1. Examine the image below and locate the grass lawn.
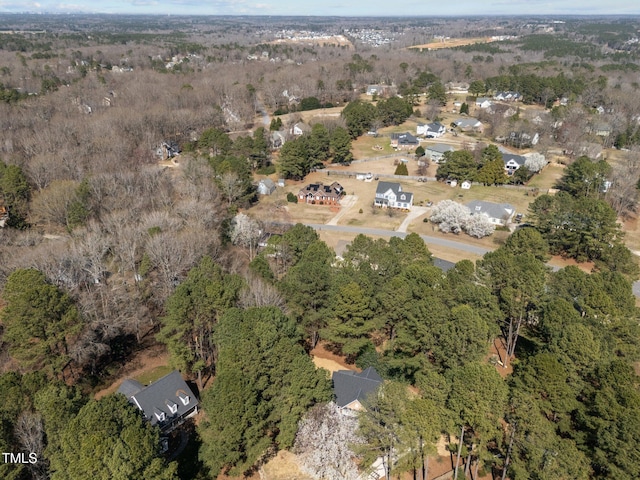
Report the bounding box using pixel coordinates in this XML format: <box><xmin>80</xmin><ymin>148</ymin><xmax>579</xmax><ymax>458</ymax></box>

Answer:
<box><xmin>134</xmin><ymin>365</ymin><xmax>174</xmax><ymax>386</ymax></box>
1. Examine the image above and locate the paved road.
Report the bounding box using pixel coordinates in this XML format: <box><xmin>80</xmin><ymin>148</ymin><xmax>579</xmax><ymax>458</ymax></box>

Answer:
<box><xmin>306</xmin><ymin>223</ymin><xmax>491</xmax><ymax>256</ymax></box>
<box><xmin>306</xmin><ymin>223</ymin><xmax>640</xmax><ymax>296</ymax></box>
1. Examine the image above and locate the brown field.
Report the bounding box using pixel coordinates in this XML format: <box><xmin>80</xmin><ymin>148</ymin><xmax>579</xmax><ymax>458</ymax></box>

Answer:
<box><xmin>409</xmin><ymin>37</ymin><xmax>493</xmax><ymax>51</ymax></box>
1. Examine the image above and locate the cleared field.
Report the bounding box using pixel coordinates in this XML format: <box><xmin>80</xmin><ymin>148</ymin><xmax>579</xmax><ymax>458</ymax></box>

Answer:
<box><xmin>409</xmin><ymin>37</ymin><xmax>493</xmax><ymax>51</ymax></box>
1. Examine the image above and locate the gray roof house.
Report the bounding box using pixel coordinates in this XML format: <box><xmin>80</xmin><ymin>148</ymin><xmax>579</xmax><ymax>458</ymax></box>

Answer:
<box><xmin>374</xmin><ymin>181</ymin><xmax>413</xmax><ymax>210</ymax></box>
<box><xmin>426</xmin><ymin>143</ymin><xmax>455</xmax><ymax>163</ymax></box>
<box><xmin>417</xmin><ymin>122</ymin><xmax>446</xmax><ymax>138</ymax></box>
<box><xmin>391</xmin><ymin>132</ymin><xmax>420</xmax><ymax>149</ymax></box>
<box><xmin>454</xmin><ymin>118</ymin><xmax>483</xmax><ymax>132</ymax></box>
<box><xmin>117</xmin><ymin>370</ymin><xmax>199</xmax><ymax>433</ymax></box>
<box><xmin>466</xmin><ymin>200</ymin><xmax>515</xmax><ymax>226</ymax></box>
<box><xmin>257</xmin><ymin>178</ymin><xmax>276</xmax><ymax>195</ymax></box>
<box><xmin>502</xmin><ymin>153</ymin><xmax>527</xmax><ymax>175</ymax></box>
<box><xmin>332</xmin><ymin>367</ymin><xmax>383</xmax><ymax>411</ymax></box>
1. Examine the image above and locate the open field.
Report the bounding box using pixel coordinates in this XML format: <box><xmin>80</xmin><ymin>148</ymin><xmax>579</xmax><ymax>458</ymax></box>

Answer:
<box><xmin>409</xmin><ymin>37</ymin><xmax>493</xmax><ymax>51</ymax></box>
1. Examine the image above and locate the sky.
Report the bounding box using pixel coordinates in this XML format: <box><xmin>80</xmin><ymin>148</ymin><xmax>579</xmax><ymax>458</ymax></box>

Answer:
<box><xmin>1</xmin><ymin>0</ymin><xmax>640</xmax><ymax>16</ymax></box>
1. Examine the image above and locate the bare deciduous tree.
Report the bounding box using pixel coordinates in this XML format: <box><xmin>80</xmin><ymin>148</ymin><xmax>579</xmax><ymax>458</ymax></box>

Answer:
<box><xmin>294</xmin><ymin>402</ymin><xmax>362</xmax><ymax>480</ymax></box>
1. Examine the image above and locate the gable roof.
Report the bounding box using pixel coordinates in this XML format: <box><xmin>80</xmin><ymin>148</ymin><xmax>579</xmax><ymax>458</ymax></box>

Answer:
<box><xmin>502</xmin><ymin>152</ymin><xmax>527</xmax><ymax>166</ymax></box>
<box><xmin>118</xmin><ymin>370</ymin><xmax>199</xmax><ymax>430</ymax></box>
<box><xmin>117</xmin><ymin>379</ymin><xmax>144</xmax><ymax>398</ymax></box>
<box><xmin>259</xmin><ymin>178</ymin><xmax>275</xmax><ymax>189</ymax></box>
<box><xmin>376</xmin><ymin>181</ymin><xmax>400</xmax><ymax>194</ymax></box>
<box><xmin>426</xmin><ymin>143</ymin><xmax>455</xmax><ymax>154</ymax></box>
<box><xmin>332</xmin><ymin>367</ymin><xmax>383</xmax><ymax>408</ymax></box>
<box><xmin>391</xmin><ymin>132</ymin><xmax>419</xmax><ymax>145</ymax></box>
<box><xmin>466</xmin><ymin>200</ymin><xmax>515</xmax><ymax>220</ymax></box>
<box><xmin>455</xmin><ymin>118</ymin><xmax>481</xmax><ymax>129</ymax></box>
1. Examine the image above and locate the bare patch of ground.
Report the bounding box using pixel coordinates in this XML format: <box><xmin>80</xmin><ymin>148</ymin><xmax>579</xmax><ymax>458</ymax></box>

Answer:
<box><xmin>260</xmin><ymin>451</ymin><xmax>314</xmax><ymax>480</ymax></box>
<box><xmin>547</xmin><ymin>255</ymin><xmax>595</xmax><ymax>273</ymax></box>
<box><xmin>311</xmin><ymin>342</ymin><xmax>359</xmax><ymax>373</ymax></box>
<box><xmin>408</xmin><ymin>37</ymin><xmax>493</xmax><ymax>51</ymax></box>
<box><xmin>94</xmin><ymin>344</ymin><xmax>169</xmax><ymax>399</ymax></box>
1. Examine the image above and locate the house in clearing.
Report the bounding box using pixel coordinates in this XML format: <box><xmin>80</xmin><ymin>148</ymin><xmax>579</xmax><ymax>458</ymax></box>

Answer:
<box><xmin>298</xmin><ymin>182</ymin><xmax>343</xmax><ymax>205</ymax></box>
<box><xmin>290</xmin><ymin>122</ymin><xmax>311</xmax><ymax>137</ymax></box>
<box><xmin>502</xmin><ymin>152</ymin><xmax>527</xmax><ymax>175</ymax></box>
<box><xmin>466</xmin><ymin>200</ymin><xmax>515</xmax><ymax>226</ymax></box>
<box><xmin>416</xmin><ymin>122</ymin><xmax>446</xmax><ymax>138</ymax></box>
<box><xmin>374</xmin><ymin>181</ymin><xmax>413</xmax><ymax>210</ymax></box>
<box><xmin>257</xmin><ymin>178</ymin><xmax>276</xmax><ymax>195</ymax></box>
<box><xmin>390</xmin><ymin>132</ymin><xmax>420</xmax><ymax>150</ymax></box>
<box><xmin>475</xmin><ymin>97</ymin><xmax>492</xmax><ymax>109</ymax></box>
<box><xmin>453</xmin><ymin>118</ymin><xmax>483</xmax><ymax>133</ymax></box>
<box><xmin>332</xmin><ymin>367</ymin><xmax>383</xmax><ymax>411</ymax></box>
<box><xmin>425</xmin><ymin>143</ymin><xmax>455</xmax><ymax>163</ymax></box>
<box><xmin>117</xmin><ymin>370</ymin><xmax>199</xmax><ymax>434</ymax></box>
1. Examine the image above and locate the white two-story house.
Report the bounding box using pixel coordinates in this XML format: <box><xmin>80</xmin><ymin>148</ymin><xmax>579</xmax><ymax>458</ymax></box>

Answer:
<box><xmin>374</xmin><ymin>181</ymin><xmax>413</xmax><ymax>210</ymax></box>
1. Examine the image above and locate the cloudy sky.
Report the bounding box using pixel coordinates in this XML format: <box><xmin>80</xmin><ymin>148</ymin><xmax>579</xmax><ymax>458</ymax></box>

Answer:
<box><xmin>1</xmin><ymin>0</ymin><xmax>639</xmax><ymax>16</ymax></box>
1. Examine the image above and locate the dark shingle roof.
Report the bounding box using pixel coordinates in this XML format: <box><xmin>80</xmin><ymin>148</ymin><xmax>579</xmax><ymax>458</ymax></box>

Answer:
<box><xmin>119</xmin><ymin>370</ymin><xmax>198</xmax><ymax>430</ymax></box>
<box><xmin>332</xmin><ymin>367</ymin><xmax>383</xmax><ymax>408</ymax></box>
<box><xmin>117</xmin><ymin>379</ymin><xmax>144</xmax><ymax>398</ymax></box>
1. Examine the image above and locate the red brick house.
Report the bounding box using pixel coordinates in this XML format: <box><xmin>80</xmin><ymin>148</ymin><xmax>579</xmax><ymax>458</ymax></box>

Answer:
<box><xmin>298</xmin><ymin>182</ymin><xmax>343</xmax><ymax>205</ymax></box>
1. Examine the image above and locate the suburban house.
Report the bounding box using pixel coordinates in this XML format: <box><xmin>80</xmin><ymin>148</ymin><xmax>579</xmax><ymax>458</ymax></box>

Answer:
<box><xmin>493</xmin><ymin>91</ymin><xmax>522</xmax><ymax>102</ymax></box>
<box><xmin>466</xmin><ymin>200</ymin><xmax>516</xmax><ymax>226</ymax></box>
<box><xmin>500</xmin><ymin>131</ymin><xmax>539</xmax><ymax>149</ymax></box>
<box><xmin>332</xmin><ymin>367</ymin><xmax>383</xmax><ymax>411</ymax></box>
<box><xmin>591</xmin><ymin>123</ymin><xmax>612</xmax><ymax>137</ymax></box>
<box><xmin>257</xmin><ymin>178</ymin><xmax>276</xmax><ymax>195</ymax></box>
<box><xmin>425</xmin><ymin>143</ymin><xmax>455</xmax><ymax>163</ymax></box>
<box><xmin>156</xmin><ymin>140</ymin><xmax>180</xmax><ymax>160</ymax></box>
<box><xmin>416</xmin><ymin>122</ymin><xmax>446</xmax><ymax>138</ymax></box>
<box><xmin>390</xmin><ymin>132</ymin><xmax>420</xmax><ymax>149</ymax></box>
<box><xmin>270</xmin><ymin>130</ymin><xmax>286</xmax><ymax>149</ymax></box>
<box><xmin>298</xmin><ymin>182</ymin><xmax>344</xmax><ymax>205</ymax></box>
<box><xmin>366</xmin><ymin>84</ymin><xmax>393</xmax><ymax>96</ymax></box>
<box><xmin>454</xmin><ymin>118</ymin><xmax>483</xmax><ymax>133</ymax></box>
<box><xmin>290</xmin><ymin>122</ymin><xmax>311</xmax><ymax>136</ymax></box>
<box><xmin>475</xmin><ymin>97</ymin><xmax>492</xmax><ymax>109</ymax></box>
<box><xmin>487</xmin><ymin>103</ymin><xmax>517</xmax><ymax>118</ymax></box>
<box><xmin>117</xmin><ymin>370</ymin><xmax>199</xmax><ymax>434</ymax></box>
<box><xmin>374</xmin><ymin>181</ymin><xmax>413</xmax><ymax>210</ymax></box>
<box><xmin>502</xmin><ymin>152</ymin><xmax>527</xmax><ymax>175</ymax></box>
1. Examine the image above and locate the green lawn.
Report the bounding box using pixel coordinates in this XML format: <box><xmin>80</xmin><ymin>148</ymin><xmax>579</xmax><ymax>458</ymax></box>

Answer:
<box><xmin>134</xmin><ymin>365</ymin><xmax>174</xmax><ymax>386</ymax></box>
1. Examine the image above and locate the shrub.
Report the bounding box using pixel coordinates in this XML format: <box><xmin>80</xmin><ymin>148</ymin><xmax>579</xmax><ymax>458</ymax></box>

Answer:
<box><xmin>286</xmin><ymin>192</ymin><xmax>298</xmax><ymax>203</ymax></box>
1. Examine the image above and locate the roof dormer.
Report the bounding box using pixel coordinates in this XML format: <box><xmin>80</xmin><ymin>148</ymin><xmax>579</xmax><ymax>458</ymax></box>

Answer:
<box><xmin>178</xmin><ymin>392</ymin><xmax>190</xmax><ymax>406</ymax></box>
<box><xmin>154</xmin><ymin>408</ymin><xmax>166</xmax><ymax>422</ymax></box>
<box><xmin>166</xmin><ymin>400</ymin><xmax>178</xmax><ymax>415</ymax></box>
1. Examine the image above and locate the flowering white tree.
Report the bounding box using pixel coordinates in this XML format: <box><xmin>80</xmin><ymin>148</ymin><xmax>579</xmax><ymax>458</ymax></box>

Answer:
<box><xmin>294</xmin><ymin>402</ymin><xmax>362</xmax><ymax>480</ymax></box>
<box><xmin>229</xmin><ymin>213</ymin><xmax>262</xmax><ymax>259</ymax></box>
<box><xmin>464</xmin><ymin>214</ymin><xmax>495</xmax><ymax>238</ymax></box>
<box><xmin>429</xmin><ymin>200</ymin><xmax>471</xmax><ymax>234</ymax></box>
<box><xmin>524</xmin><ymin>153</ymin><xmax>547</xmax><ymax>173</ymax></box>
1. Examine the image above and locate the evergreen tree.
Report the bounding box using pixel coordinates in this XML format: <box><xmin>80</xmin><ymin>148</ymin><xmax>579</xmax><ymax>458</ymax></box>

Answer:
<box><xmin>198</xmin><ymin>307</ymin><xmax>331</xmax><ymax>477</ymax></box>
<box><xmin>157</xmin><ymin>256</ymin><xmax>243</xmax><ymax>389</ymax></box>
<box><xmin>330</xmin><ymin>126</ymin><xmax>353</xmax><ymax>164</ymax></box>
<box><xmin>50</xmin><ymin>395</ymin><xmax>177</xmax><ymax>480</ymax></box>
<box><xmin>1</xmin><ymin>269</ymin><xmax>81</xmax><ymax>377</ymax></box>
<box><xmin>394</xmin><ymin>162</ymin><xmax>409</xmax><ymax>175</ymax></box>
